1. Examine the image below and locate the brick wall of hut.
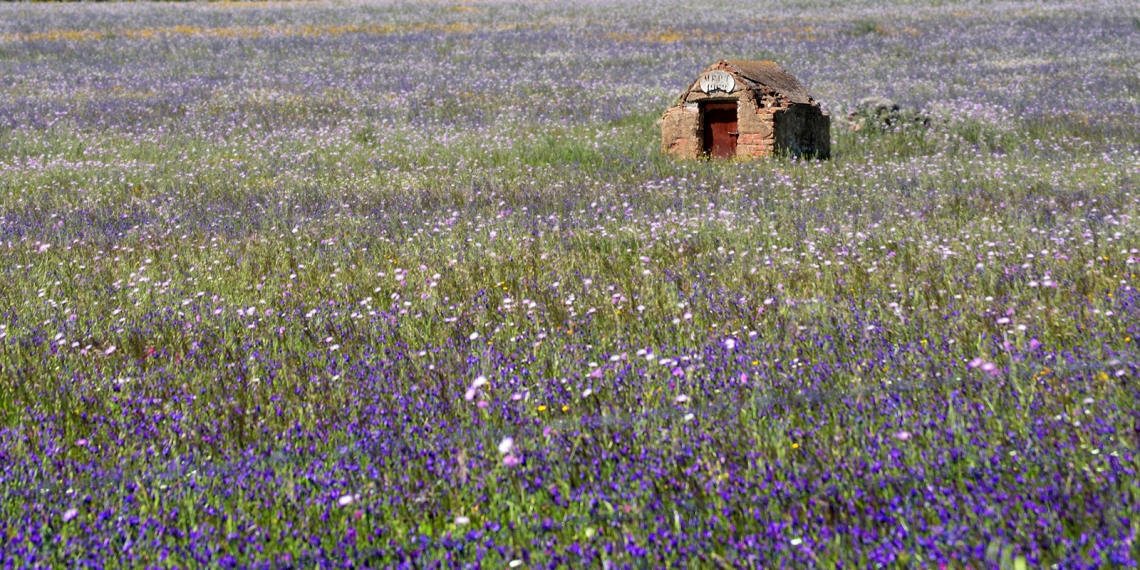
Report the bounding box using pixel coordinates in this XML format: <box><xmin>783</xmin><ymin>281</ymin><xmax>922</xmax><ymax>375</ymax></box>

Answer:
<box><xmin>660</xmin><ymin>62</ymin><xmax>830</xmax><ymax>160</ymax></box>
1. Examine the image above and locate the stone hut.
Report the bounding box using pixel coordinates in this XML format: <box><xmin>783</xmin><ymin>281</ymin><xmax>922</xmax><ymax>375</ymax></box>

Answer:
<box><xmin>661</xmin><ymin>60</ymin><xmax>830</xmax><ymax>160</ymax></box>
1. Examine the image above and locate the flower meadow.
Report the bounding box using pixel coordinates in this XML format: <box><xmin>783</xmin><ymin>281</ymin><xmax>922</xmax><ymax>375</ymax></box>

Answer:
<box><xmin>2</xmin><ymin>0</ymin><xmax>1140</xmax><ymax>567</ymax></box>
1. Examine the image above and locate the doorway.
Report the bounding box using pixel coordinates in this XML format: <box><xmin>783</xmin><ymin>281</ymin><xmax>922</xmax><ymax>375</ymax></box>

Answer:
<box><xmin>702</xmin><ymin>102</ymin><xmax>738</xmax><ymax>159</ymax></box>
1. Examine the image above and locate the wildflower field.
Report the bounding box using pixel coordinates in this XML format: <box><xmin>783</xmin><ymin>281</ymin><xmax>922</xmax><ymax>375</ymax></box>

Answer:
<box><xmin>2</xmin><ymin>0</ymin><xmax>1140</xmax><ymax>567</ymax></box>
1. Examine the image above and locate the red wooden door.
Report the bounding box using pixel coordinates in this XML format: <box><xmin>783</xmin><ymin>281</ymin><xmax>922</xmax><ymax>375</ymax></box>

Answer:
<box><xmin>703</xmin><ymin>103</ymin><xmax>738</xmax><ymax>159</ymax></box>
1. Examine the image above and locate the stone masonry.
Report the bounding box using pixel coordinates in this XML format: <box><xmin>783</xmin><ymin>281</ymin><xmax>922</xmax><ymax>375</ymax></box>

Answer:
<box><xmin>661</xmin><ymin>60</ymin><xmax>830</xmax><ymax>160</ymax></box>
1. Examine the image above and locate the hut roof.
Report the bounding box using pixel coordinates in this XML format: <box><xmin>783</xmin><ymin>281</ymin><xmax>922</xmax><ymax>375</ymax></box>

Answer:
<box><xmin>722</xmin><ymin>60</ymin><xmax>812</xmax><ymax>104</ymax></box>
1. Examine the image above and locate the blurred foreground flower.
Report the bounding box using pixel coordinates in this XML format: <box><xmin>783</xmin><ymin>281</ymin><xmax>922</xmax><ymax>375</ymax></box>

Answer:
<box><xmin>498</xmin><ymin>437</ymin><xmax>514</xmax><ymax>455</ymax></box>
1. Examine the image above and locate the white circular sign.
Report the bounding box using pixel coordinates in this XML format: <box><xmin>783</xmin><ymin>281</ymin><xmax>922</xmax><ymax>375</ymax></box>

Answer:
<box><xmin>700</xmin><ymin>70</ymin><xmax>736</xmax><ymax>94</ymax></box>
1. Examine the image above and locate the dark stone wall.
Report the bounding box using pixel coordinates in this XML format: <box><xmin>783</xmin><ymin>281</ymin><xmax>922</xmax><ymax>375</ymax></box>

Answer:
<box><xmin>773</xmin><ymin>104</ymin><xmax>831</xmax><ymax>159</ymax></box>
